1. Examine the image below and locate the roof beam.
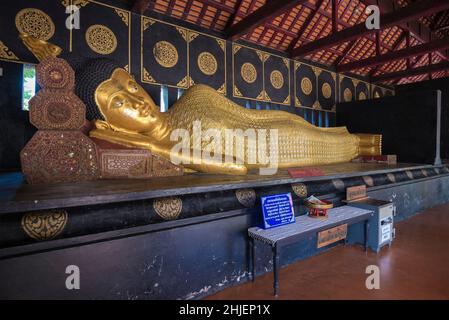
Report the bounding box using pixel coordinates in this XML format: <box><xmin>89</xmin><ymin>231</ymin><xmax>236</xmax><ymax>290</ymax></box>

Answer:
<box><xmin>287</xmin><ymin>0</ymin><xmax>326</xmax><ymax>52</ymax></box>
<box><xmin>371</xmin><ymin>61</ymin><xmax>449</xmax><ymax>83</ymax></box>
<box><xmin>291</xmin><ymin>0</ymin><xmax>449</xmax><ymax>58</ymax></box>
<box><xmin>131</xmin><ymin>0</ymin><xmax>150</xmax><ymax>14</ymax></box>
<box><xmin>226</xmin><ymin>0</ymin><xmax>308</xmax><ymax>40</ymax></box>
<box><xmin>337</xmin><ymin>37</ymin><xmax>449</xmax><ymax>72</ymax></box>
<box><xmin>362</xmin><ymin>0</ymin><xmax>449</xmax><ymax>62</ymax></box>
<box><xmin>225</xmin><ymin>0</ymin><xmax>244</xmax><ymax>30</ymax></box>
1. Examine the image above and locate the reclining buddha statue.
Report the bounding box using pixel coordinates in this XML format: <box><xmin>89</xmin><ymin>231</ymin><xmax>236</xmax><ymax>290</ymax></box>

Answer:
<box><xmin>22</xmin><ymin>34</ymin><xmax>381</xmax><ymax>175</ymax></box>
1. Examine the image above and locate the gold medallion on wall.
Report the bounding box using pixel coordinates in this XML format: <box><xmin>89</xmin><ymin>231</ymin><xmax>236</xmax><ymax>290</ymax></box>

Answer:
<box><xmin>21</xmin><ymin>210</ymin><xmax>68</xmax><ymax>241</ymax></box>
<box><xmin>270</xmin><ymin>70</ymin><xmax>284</xmax><ymax>89</ymax></box>
<box><xmin>301</xmin><ymin>77</ymin><xmax>313</xmax><ymax>95</ymax></box>
<box><xmin>344</xmin><ymin>88</ymin><xmax>353</xmax><ymax>102</ymax></box>
<box><xmin>153</xmin><ymin>40</ymin><xmax>179</xmax><ymax>68</ymax></box>
<box><xmin>322</xmin><ymin>82</ymin><xmax>332</xmax><ymax>99</ymax></box>
<box><xmin>197</xmin><ymin>52</ymin><xmax>217</xmax><ymax>76</ymax></box>
<box><xmin>85</xmin><ymin>24</ymin><xmax>117</xmax><ymax>55</ymax></box>
<box><xmin>153</xmin><ymin>196</ymin><xmax>182</xmax><ymax>220</ymax></box>
<box><xmin>15</xmin><ymin>8</ymin><xmax>55</xmax><ymax>41</ymax></box>
<box><xmin>241</xmin><ymin>62</ymin><xmax>257</xmax><ymax>84</ymax></box>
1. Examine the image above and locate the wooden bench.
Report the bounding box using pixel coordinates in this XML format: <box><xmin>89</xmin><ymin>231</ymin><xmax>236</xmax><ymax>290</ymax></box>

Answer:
<box><xmin>248</xmin><ymin>205</ymin><xmax>374</xmax><ymax>296</ymax></box>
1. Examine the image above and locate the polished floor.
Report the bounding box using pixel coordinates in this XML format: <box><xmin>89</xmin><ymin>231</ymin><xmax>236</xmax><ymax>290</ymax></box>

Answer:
<box><xmin>207</xmin><ymin>203</ymin><xmax>449</xmax><ymax>300</ymax></box>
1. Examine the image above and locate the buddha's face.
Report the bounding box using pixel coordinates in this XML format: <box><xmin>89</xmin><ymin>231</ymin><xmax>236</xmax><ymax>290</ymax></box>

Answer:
<box><xmin>95</xmin><ymin>68</ymin><xmax>160</xmax><ymax>133</ymax></box>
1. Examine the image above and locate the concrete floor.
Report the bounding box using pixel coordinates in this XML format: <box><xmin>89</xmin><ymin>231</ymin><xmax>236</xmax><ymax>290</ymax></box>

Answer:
<box><xmin>207</xmin><ymin>203</ymin><xmax>449</xmax><ymax>300</ymax></box>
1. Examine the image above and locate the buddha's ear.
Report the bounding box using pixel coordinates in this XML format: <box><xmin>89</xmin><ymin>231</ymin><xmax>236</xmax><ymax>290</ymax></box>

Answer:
<box><xmin>94</xmin><ymin>120</ymin><xmax>112</xmax><ymax>130</ymax></box>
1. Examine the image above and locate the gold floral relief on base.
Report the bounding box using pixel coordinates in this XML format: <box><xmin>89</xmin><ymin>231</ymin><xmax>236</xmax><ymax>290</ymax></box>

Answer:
<box><xmin>363</xmin><ymin>175</ymin><xmax>374</xmax><ymax>187</ymax></box>
<box><xmin>235</xmin><ymin>189</ymin><xmax>256</xmax><ymax>208</ymax></box>
<box><xmin>22</xmin><ymin>210</ymin><xmax>68</xmax><ymax>241</ymax></box>
<box><xmin>153</xmin><ymin>196</ymin><xmax>183</xmax><ymax>220</ymax></box>
<box><xmin>387</xmin><ymin>173</ymin><xmax>396</xmax><ymax>183</ymax></box>
<box><xmin>292</xmin><ymin>183</ymin><xmax>308</xmax><ymax>198</ymax></box>
<box><xmin>332</xmin><ymin>179</ymin><xmax>345</xmax><ymax>191</ymax></box>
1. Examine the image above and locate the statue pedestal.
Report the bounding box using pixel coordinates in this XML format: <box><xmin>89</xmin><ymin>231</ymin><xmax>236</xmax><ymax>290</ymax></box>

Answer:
<box><xmin>21</xmin><ymin>57</ymin><xmax>183</xmax><ymax>184</ymax></box>
<box><xmin>93</xmin><ymin>138</ymin><xmax>183</xmax><ymax>179</ymax></box>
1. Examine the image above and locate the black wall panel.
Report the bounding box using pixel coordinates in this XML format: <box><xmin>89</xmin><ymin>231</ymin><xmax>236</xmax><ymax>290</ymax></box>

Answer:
<box><xmin>0</xmin><ymin>0</ymin><xmax>395</xmax><ymax>170</ymax></box>
<box><xmin>372</xmin><ymin>85</ymin><xmax>384</xmax><ymax>99</ymax></box>
<box><xmin>189</xmin><ymin>31</ymin><xmax>226</xmax><ymax>94</ymax></box>
<box><xmin>396</xmin><ymin>77</ymin><xmax>449</xmax><ymax>160</ymax></box>
<box><xmin>355</xmin><ymin>81</ymin><xmax>369</xmax><ymax>101</ymax></box>
<box><xmin>141</xmin><ymin>17</ymin><xmax>189</xmax><ymax>89</ymax></box>
<box><xmin>340</xmin><ymin>76</ymin><xmax>356</xmax><ymax>103</ymax></box>
<box><xmin>72</xmin><ymin>1</ymin><xmax>131</xmax><ymax>71</ymax></box>
<box><xmin>295</xmin><ymin>62</ymin><xmax>317</xmax><ymax>108</ymax></box>
<box><xmin>317</xmin><ymin>69</ymin><xmax>336</xmax><ymax>111</ymax></box>
<box><xmin>232</xmin><ymin>44</ymin><xmax>264</xmax><ymax>101</ymax></box>
<box><xmin>264</xmin><ymin>54</ymin><xmax>290</xmax><ymax>105</ymax></box>
<box><xmin>337</xmin><ymin>90</ymin><xmax>441</xmax><ymax>165</ymax></box>
<box><xmin>0</xmin><ymin>0</ymin><xmax>69</xmax><ymax>64</ymax></box>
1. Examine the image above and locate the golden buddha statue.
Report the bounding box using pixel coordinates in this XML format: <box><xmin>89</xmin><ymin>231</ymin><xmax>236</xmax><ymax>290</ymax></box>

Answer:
<box><xmin>22</xmin><ymin>34</ymin><xmax>381</xmax><ymax>175</ymax></box>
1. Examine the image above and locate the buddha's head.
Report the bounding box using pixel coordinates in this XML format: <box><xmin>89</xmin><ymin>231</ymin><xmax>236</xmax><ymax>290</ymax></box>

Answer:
<box><xmin>71</xmin><ymin>58</ymin><xmax>161</xmax><ymax>134</ymax></box>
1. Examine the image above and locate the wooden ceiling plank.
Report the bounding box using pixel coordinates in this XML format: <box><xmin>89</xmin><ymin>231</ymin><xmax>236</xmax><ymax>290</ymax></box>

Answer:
<box><xmin>372</xmin><ymin>61</ymin><xmax>449</xmax><ymax>82</ymax></box>
<box><xmin>338</xmin><ymin>37</ymin><xmax>449</xmax><ymax>72</ymax></box>
<box><xmin>292</xmin><ymin>0</ymin><xmax>449</xmax><ymax>58</ymax></box>
<box><xmin>226</xmin><ymin>0</ymin><xmax>309</xmax><ymax>40</ymax></box>
<box><xmin>287</xmin><ymin>0</ymin><xmax>326</xmax><ymax>52</ymax></box>
<box><xmin>224</xmin><ymin>0</ymin><xmax>245</xmax><ymax>30</ymax></box>
<box><xmin>131</xmin><ymin>0</ymin><xmax>151</xmax><ymax>14</ymax></box>
<box><xmin>362</xmin><ymin>0</ymin><xmax>449</xmax><ymax>62</ymax></box>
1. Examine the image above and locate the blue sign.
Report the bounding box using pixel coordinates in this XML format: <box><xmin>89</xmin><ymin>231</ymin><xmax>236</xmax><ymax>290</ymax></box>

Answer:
<box><xmin>261</xmin><ymin>193</ymin><xmax>295</xmax><ymax>229</ymax></box>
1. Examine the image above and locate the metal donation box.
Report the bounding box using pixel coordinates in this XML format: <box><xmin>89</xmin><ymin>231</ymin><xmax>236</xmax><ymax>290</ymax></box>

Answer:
<box><xmin>345</xmin><ymin>186</ymin><xmax>395</xmax><ymax>252</ymax></box>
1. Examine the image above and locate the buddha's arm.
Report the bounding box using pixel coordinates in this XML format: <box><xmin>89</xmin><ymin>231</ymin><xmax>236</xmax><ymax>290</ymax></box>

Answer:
<box><xmin>90</xmin><ymin>127</ymin><xmax>248</xmax><ymax>175</ymax></box>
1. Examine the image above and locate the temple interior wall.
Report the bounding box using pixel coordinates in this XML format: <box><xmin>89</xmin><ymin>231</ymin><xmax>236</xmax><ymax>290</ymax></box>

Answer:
<box><xmin>0</xmin><ymin>0</ymin><xmax>394</xmax><ymax>171</ymax></box>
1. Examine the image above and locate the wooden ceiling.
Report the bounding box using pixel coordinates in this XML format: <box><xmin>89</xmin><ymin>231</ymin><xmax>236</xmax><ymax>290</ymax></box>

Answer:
<box><xmin>126</xmin><ymin>0</ymin><xmax>449</xmax><ymax>85</ymax></box>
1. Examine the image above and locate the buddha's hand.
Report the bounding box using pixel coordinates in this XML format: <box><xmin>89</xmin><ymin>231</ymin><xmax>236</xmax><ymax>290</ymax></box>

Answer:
<box><xmin>90</xmin><ymin>123</ymin><xmax>155</xmax><ymax>151</ymax></box>
<box><xmin>90</xmin><ymin>122</ymin><xmax>248</xmax><ymax>175</ymax></box>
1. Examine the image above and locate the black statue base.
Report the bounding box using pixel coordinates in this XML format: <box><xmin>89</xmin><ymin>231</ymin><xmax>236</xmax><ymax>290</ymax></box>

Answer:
<box><xmin>1</xmin><ymin>162</ymin><xmax>449</xmax><ymax>299</ymax></box>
